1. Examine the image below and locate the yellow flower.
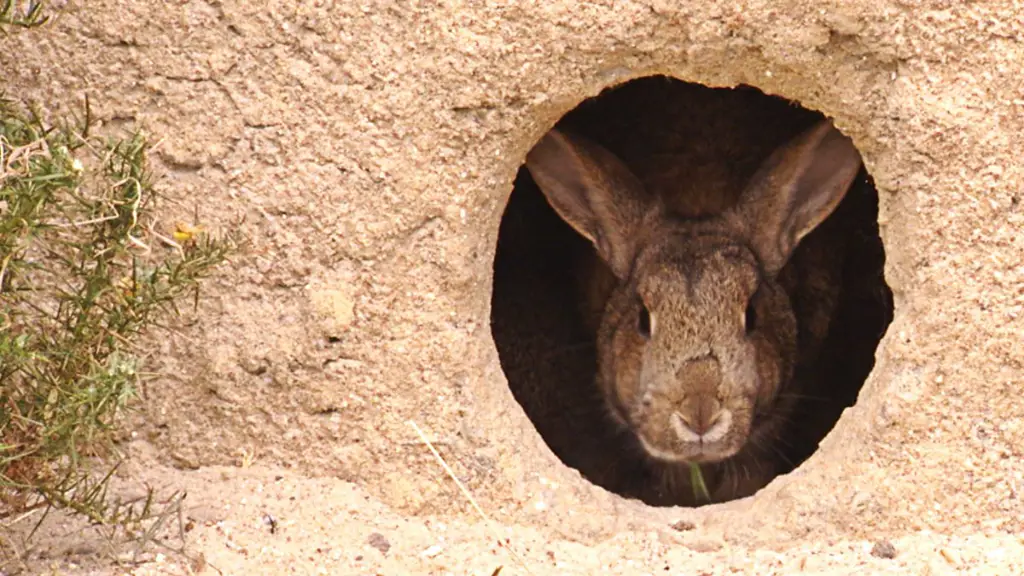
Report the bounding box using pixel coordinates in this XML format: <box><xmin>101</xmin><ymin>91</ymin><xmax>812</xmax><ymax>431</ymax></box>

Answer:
<box><xmin>172</xmin><ymin>222</ymin><xmax>204</xmax><ymax>244</ymax></box>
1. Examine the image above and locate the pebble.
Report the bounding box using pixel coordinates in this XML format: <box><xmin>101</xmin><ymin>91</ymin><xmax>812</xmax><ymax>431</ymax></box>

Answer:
<box><xmin>367</xmin><ymin>532</ymin><xmax>391</xmax><ymax>555</ymax></box>
<box><xmin>670</xmin><ymin>520</ymin><xmax>696</xmax><ymax>532</ymax></box>
<box><xmin>871</xmin><ymin>539</ymin><xmax>897</xmax><ymax>559</ymax></box>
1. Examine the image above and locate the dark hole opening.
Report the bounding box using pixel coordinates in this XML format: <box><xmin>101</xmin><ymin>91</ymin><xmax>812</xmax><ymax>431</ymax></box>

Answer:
<box><xmin>491</xmin><ymin>76</ymin><xmax>894</xmax><ymax>507</ymax></box>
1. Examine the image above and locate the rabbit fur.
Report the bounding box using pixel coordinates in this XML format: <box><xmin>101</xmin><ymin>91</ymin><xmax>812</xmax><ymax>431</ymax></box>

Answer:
<box><xmin>524</xmin><ymin>111</ymin><xmax>863</xmax><ymax>505</ymax></box>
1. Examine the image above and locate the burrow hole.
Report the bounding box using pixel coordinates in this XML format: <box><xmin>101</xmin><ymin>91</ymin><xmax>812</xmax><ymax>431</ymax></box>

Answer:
<box><xmin>491</xmin><ymin>76</ymin><xmax>894</xmax><ymax>507</ymax></box>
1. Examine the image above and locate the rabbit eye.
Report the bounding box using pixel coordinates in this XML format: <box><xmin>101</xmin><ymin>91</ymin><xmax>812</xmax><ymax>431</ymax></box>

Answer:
<box><xmin>637</xmin><ymin>303</ymin><xmax>652</xmax><ymax>339</ymax></box>
<box><xmin>744</xmin><ymin>298</ymin><xmax>757</xmax><ymax>334</ymax></box>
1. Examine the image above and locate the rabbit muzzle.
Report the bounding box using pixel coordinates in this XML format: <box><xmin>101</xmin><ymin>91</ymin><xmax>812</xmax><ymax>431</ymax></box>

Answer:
<box><xmin>632</xmin><ymin>355</ymin><xmax>747</xmax><ymax>463</ymax></box>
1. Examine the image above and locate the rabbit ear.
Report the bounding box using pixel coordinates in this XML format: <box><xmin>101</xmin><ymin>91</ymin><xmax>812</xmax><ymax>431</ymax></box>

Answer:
<box><xmin>525</xmin><ymin>128</ymin><xmax>657</xmax><ymax>279</ymax></box>
<box><xmin>734</xmin><ymin>120</ymin><xmax>862</xmax><ymax>275</ymax></box>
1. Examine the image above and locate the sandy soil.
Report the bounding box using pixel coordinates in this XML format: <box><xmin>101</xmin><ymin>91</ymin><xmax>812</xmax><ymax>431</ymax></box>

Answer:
<box><xmin>6</xmin><ymin>447</ymin><xmax>1024</xmax><ymax>575</ymax></box>
<box><xmin>2</xmin><ymin>0</ymin><xmax>1023</xmax><ymax>574</ymax></box>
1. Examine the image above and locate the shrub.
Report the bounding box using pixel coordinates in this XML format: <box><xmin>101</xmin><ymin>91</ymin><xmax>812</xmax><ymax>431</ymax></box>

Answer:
<box><xmin>1</xmin><ymin>2</ymin><xmax>236</xmax><ymax>538</ymax></box>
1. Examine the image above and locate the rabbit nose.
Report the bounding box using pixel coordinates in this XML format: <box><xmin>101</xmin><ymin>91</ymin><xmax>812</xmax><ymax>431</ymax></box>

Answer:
<box><xmin>665</xmin><ymin>356</ymin><xmax>729</xmax><ymax>443</ymax></box>
<box><xmin>670</xmin><ymin>402</ymin><xmax>732</xmax><ymax>444</ymax></box>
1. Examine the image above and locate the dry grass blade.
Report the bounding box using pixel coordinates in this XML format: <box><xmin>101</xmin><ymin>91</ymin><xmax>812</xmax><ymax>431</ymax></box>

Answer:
<box><xmin>407</xmin><ymin>420</ymin><xmax>535</xmax><ymax>576</ymax></box>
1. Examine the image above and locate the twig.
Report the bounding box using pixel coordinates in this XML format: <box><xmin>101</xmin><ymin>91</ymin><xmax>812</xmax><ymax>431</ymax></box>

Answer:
<box><xmin>0</xmin><ymin>251</ymin><xmax>12</xmax><ymax>293</ymax></box>
<box><xmin>0</xmin><ymin>507</ymin><xmax>43</xmax><ymax>530</ymax></box>
<box><xmin>407</xmin><ymin>420</ymin><xmax>534</xmax><ymax>576</ymax></box>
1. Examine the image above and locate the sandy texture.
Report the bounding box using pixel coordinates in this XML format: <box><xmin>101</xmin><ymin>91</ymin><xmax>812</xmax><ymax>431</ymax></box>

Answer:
<box><xmin>2</xmin><ymin>0</ymin><xmax>1023</xmax><ymax>573</ymax></box>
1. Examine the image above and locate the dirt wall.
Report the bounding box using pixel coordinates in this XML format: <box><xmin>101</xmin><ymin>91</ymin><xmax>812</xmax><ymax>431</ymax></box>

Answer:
<box><xmin>3</xmin><ymin>0</ymin><xmax>1023</xmax><ymax>572</ymax></box>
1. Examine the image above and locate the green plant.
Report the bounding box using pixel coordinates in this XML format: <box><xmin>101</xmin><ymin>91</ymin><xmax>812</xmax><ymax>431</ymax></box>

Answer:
<box><xmin>0</xmin><ymin>0</ymin><xmax>48</xmax><ymax>30</ymax></box>
<box><xmin>0</xmin><ymin>95</ymin><xmax>236</xmax><ymax>534</ymax></box>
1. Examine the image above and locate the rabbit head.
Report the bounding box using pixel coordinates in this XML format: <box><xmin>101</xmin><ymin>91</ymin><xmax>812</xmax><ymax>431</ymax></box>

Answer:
<box><xmin>524</xmin><ymin>120</ymin><xmax>862</xmax><ymax>465</ymax></box>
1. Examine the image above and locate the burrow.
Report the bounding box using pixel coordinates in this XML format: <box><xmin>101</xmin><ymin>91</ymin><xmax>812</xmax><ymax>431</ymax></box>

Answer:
<box><xmin>491</xmin><ymin>76</ymin><xmax>894</xmax><ymax>507</ymax></box>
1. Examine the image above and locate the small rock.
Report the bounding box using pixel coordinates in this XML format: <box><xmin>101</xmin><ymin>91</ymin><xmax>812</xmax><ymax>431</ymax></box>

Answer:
<box><xmin>367</xmin><ymin>532</ymin><xmax>391</xmax><ymax>555</ymax></box>
<box><xmin>239</xmin><ymin>355</ymin><xmax>269</xmax><ymax>375</ymax></box>
<box><xmin>871</xmin><ymin>539</ymin><xmax>897</xmax><ymax>559</ymax></box>
<box><xmin>308</xmin><ymin>287</ymin><xmax>356</xmax><ymax>338</ymax></box>
<box><xmin>670</xmin><ymin>519</ymin><xmax>696</xmax><ymax>531</ymax></box>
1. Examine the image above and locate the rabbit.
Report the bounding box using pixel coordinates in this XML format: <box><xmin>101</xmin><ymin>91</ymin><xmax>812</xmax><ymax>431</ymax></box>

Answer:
<box><xmin>523</xmin><ymin>118</ymin><xmax>863</xmax><ymax>505</ymax></box>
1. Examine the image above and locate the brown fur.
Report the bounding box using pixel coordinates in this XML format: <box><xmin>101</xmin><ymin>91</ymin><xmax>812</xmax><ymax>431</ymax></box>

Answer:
<box><xmin>524</xmin><ymin>114</ymin><xmax>862</xmax><ymax>506</ymax></box>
